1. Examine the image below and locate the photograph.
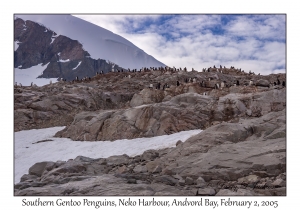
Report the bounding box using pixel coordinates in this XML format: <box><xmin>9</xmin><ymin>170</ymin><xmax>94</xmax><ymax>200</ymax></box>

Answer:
<box><xmin>14</xmin><ymin>14</ymin><xmax>286</xmax><ymax>199</ymax></box>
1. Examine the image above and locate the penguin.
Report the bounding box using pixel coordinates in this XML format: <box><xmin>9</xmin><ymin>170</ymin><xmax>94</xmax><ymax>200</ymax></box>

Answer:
<box><xmin>221</xmin><ymin>81</ymin><xmax>225</xmax><ymax>89</ymax></box>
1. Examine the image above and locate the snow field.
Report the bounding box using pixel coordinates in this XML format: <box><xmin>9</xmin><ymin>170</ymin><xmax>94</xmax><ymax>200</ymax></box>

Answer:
<box><xmin>14</xmin><ymin>63</ymin><xmax>59</xmax><ymax>87</ymax></box>
<box><xmin>14</xmin><ymin>127</ymin><xmax>202</xmax><ymax>183</ymax></box>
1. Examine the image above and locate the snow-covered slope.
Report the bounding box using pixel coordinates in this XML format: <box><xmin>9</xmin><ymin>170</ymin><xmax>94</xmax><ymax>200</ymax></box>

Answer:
<box><xmin>16</xmin><ymin>14</ymin><xmax>166</xmax><ymax>69</ymax></box>
<box><xmin>14</xmin><ymin>63</ymin><xmax>58</xmax><ymax>86</ymax></box>
<box><xmin>14</xmin><ymin>127</ymin><xmax>202</xmax><ymax>183</ymax></box>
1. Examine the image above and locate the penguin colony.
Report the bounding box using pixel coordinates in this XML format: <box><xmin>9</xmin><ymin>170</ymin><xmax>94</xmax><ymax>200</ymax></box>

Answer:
<box><xmin>15</xmin><ymin>65</ymin><xmax>285</xmax><ymax>89</ymax></box>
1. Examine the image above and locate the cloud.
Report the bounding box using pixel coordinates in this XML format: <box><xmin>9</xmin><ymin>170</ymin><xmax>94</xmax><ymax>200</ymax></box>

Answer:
<box><xmin>74</xmin><ymin>14</ymin><xmax>286</xmax><ymax>75</ymax></box>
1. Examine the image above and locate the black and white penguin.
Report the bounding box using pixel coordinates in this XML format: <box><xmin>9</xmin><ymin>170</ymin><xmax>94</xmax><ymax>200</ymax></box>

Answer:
<box><xmin>156</xmin><ymin>82</ymin><xmax>161</xmax><ymax>89</ymax></box>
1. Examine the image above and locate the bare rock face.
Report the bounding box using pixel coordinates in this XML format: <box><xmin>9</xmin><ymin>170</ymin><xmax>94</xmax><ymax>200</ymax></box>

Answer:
<box><xmin>55</xmin><ymin>88</ymin><xmax>285</xmax><ymax>141</ymax></box>
<box><xmin>130</xmin><ymin>88</ymin><xmax>165</xmax><ymax>107</ymax></box>
<box><xmin>255</xmin><ymin>79</ymin><xmax>270</xmax><ymax>87</ymax></box>
<box><xmin>14</xmin><ymin>79</ymin><xmax>135</xmax><ymax>132</ymax></box>
<box><xmin>14</xmin><ymin>69</ymin><xmax>286</xmax><ymax>133</ymax></box>
<box><xmin>14</xmin><ymin>68</ymin><xmax>286</xmax><ymax>196</ymax></box>
<box><xmin>14</xmin><ymin>108</ymin><xmax>286</xmax><ymax>196</ymax></box>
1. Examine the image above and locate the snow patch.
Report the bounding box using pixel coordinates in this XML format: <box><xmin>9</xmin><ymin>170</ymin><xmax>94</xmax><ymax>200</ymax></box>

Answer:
<box><xmin>72</xmin><ymin>61</ymin><xmax>82</xmax><ymax>70</ymax></box>
<box><xmin>57</xmin><ymin>52</ymin><xmax>61</xmax><ymax>56</ymax></box>
<box><xmin>134</xmin><ymin>104</ymin><xmax>151</xmax><ymax>109</ymax></box>
<box><xmin>58</xmin><ymin>59</ymin><xmax>70</xmax><ymax>63</ymax></box>
<box><xmin>14</xmin><ymin>41</ymin><xmax>21</xmax><ymax>51</ymax></box>
<box><xmin>14</xmin><ymin>126</ymin><xmax>202</xmax><ymax>184</ymax></box>
<box><xmin>14</xmin><ymin>62</ymin><xmax>58</xmax><ymax>86</ymax></box>
<box><xmin>50</xmin><ymin>33</ymin><xmax>58</xmax><ymax>44</ymax></box>
<box><xmin>50</xmin><ymin>37</ymin><xmax>55</xmax><ymax>44</ymax></box>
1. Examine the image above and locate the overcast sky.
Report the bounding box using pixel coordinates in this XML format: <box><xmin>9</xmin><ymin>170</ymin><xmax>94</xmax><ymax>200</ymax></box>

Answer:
<box><xmin>75</xmin><ymin>14</ymin><xmax>286</xmax><ymax>75</ymax></box>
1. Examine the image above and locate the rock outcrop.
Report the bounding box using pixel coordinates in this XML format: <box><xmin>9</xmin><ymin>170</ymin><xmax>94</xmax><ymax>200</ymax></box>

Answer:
<box><xmin>14</xmin><ymin>69</ymin><xmax>286</xmax><ymax>135</ymax></box>
<box><xmin>55</xmin><ymin>86</ymin><xmax>285</xmax><ymax>141</ymax></box>
<box><xmin>14</xmin><ymin>109</ymin><xmax>286</xmax><ymax>196</ymax></box>
<box><xmin>14</xmin><ymin>68</ymin><xmax>286</xmax><ymax>196</ymax></box>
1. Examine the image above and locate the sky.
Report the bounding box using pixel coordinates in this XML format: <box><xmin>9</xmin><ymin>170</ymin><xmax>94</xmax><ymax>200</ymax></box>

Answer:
<box><xmin>74</xmin><ymin>14</ymin><xmax>286</xmax><ymax>75</ymax></box>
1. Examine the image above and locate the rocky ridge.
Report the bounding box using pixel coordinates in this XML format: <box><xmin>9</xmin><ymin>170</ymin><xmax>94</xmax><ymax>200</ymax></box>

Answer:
<box><xmin>14</xmin><ymin>68</ymin><xmax>286</xmax><ymax>196</ymax></box>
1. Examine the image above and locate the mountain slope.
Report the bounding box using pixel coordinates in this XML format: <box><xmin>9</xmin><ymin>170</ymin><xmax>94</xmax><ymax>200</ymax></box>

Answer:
<box><xmin>15</xmin><ymin>14</ymin><xmax>166</xmax><ymax>69</ymax></box>
<box><xmin>14</xmin><ymin>17</ymin><xmax>127</xmax><ymax>86</ymax></box>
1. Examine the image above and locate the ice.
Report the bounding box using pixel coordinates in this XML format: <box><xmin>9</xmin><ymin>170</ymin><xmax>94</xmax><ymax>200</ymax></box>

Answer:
<box><xmin>72</xmin><ymin>61</ymin><xmax>82</xmax><ymax>70</ymax></box>
<box><xmin>14</xmin><ymin>63</ymin><xmax>58</xmax><ymax>86</ymax></box>
<box><xmin>14</xmin><ymin>126</ymin><xmax>202</xmax><ymax>183</ymax></box>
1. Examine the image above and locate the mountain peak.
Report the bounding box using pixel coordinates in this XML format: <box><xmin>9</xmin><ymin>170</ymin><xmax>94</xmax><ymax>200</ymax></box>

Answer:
<box><xmin>15</xmin><ymin>14</ymin><xmax>165</xmax><ymax>69</ymax></box>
